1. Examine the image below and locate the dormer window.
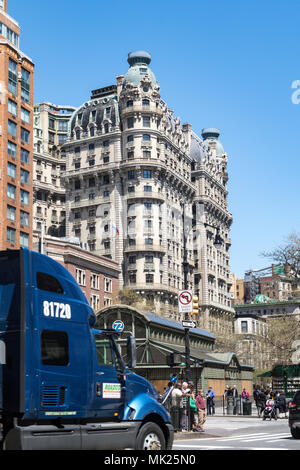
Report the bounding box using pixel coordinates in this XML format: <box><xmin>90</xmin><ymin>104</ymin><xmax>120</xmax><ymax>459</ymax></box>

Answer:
<box><xmin>140</xmin><ymin>68</ymin><xmax>147</xmax><ymax>73</ymax></box>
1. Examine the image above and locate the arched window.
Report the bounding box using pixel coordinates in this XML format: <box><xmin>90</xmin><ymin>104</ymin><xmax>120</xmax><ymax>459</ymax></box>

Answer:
<box><xmin>142</xmin><ymin>99</ymin><xmax>150</xmax><ymax>107</ymax></box>
<box><xmin>142</xmin><ymin>134</ymin><xmax>150</xmax><ymax>141</ymax></box>
<box><xmin>104</xmin><ymin>123</ymin><xmax>109</xmax><ymax>133</ymax></box>
<box><xmin>76</xmin><ymin>129</ymin><xmax>80</xmax><ymax>140</ymax></box>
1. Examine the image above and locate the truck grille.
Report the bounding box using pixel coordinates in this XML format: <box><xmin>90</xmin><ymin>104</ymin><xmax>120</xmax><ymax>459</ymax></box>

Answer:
<box><xmin>41</xmin><ymin>386</ymin><xmax>66</xmax><ymax>407</ymax></box>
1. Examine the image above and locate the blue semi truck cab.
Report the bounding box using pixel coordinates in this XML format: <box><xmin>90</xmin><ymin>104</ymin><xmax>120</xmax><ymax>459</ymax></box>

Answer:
<box><xmin>0</xmin><ymin>248</ymin><xmax>173</xmax><ymax>450</ymax></box>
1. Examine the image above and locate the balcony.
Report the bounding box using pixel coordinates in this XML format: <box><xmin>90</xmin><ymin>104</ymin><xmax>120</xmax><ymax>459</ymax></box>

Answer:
<box><xmin>124</xmin><ymin>243</ymin><xmax>166</xmax><ymax>254</ymax></box>
<box><xmin>127</xmin><ymin>282</ymin><xmax>178</xmax><ymax>294</ymax></box>
<box><xmin>126</xmin><ymin>191</ymin><xmax>165</xmax><ymax>202</ymax></box>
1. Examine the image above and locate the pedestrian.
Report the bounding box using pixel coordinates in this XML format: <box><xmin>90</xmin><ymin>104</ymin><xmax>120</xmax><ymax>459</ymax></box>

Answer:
<box><xmin>206</xmin><ymin>386</ymin><xmax>215</xmax><ymax>415</ymax></box>
<box><xmin>232</xmin><ymin>385</ymin><xmax>238</xmax><ymax>399</ymax></box>
<box><xmin>188</xmin><ymin>384</ymin><xmax>198</xmax><ymax>431</ymax></box>
<box><xmin>257</xmin><ymin>389</ymin><xmax>267</xmax><ymax>416</ymax></box>
<box><xmin>195</xmin><ymin>389</ymin><xmax>206</xmax><ymax>432</ymax></box>
<box><xmin>241</xmin><ymin>388</ymin><xmax>249</xmax><ymax>400</ymax></box>
<box><xmin>275</xmin><ymin>391</ymin><xmax>287</xmax><ymax>418</ymax></box>
<box><xmin>161</xmin><ymin>381</ymin><xmax>173</xmax><ymax>410</ymax></box>
<box><xmin>170</xmin><ymin>383</ymin><xmax>183</xmax><ymax>431</ymax></box>
<box><xmin>253</xmin><ymin>386</ymin><xmax>260</xmax><ymax>409</ymax></box>
<box><xmin>181</xmin><ymin>381</ymin><xmax>192</xmax><ymax>431</ymax></box>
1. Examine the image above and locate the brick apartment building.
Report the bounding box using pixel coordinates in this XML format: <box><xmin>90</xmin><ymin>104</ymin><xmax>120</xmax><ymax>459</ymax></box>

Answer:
<box><xmin>0</xmin><ymin>0</ymin><xmax>34</xmax><ymax>250</ymax></box>
<box><xmin>33</xmin><ymin>234</ymin><xmax>120</xmax><ymax>312</ymax></box>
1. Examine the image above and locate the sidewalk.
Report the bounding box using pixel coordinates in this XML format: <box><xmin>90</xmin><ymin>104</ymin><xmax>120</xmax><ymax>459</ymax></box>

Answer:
<box><xmin>173</xmin><ymin>403</ymin><xmax>260</xmax><ymax>440</ymax></box>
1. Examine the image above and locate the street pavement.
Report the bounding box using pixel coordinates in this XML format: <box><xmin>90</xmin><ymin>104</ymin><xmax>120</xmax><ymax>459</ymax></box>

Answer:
<box><xmin>172</xmin><ymin>414</ymin><xmax>299</xmax><ymax>450</ymax></box>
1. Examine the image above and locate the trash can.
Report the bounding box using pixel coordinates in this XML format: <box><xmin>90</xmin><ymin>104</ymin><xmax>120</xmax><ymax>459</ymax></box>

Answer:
<box><xmin>243</xmin><ymin>401</ymin><xmax>252</xmax><ymax>415</ymax></box>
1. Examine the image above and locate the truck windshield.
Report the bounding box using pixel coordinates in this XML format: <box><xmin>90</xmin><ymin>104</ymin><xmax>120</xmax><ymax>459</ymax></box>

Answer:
<box><xmin>94</xmin><ymin>333</ymin><xmax>124</xmax><ymax>372</ymax></box>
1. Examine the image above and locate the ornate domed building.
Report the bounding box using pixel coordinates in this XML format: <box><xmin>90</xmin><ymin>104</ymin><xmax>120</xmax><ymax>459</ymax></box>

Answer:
<box><xmin>60</xmin><ymin>50</ymin><xmax>234</xmax><ymax>332</ymax></box>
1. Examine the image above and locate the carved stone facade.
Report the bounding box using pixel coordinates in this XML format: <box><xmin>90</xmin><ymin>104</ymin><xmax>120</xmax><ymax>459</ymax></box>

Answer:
<box><xmin>32</xmin><ymin>51</ymin><xmax>234</xmax><ymax>334</ymax></box>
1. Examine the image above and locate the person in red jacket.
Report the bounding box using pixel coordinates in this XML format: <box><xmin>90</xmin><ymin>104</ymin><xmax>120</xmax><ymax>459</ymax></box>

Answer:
<box><xmin>195</xmin><ymin>389</ymin><xmax>206</xmax><ymax>432</ymax></box>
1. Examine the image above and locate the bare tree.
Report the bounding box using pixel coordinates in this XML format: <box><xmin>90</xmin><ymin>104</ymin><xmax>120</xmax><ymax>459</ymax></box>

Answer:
<box><xmin>261</xmin><ymin>233</ymin><xmax>300</xmax><ymax>279</ymax></box>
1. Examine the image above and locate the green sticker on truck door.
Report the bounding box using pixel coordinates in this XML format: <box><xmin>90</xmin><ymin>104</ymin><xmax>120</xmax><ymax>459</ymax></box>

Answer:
<box><xmin>102</xmin><ymin>383</ymin><xmax>121</xmax><ymax>399</ymax></box>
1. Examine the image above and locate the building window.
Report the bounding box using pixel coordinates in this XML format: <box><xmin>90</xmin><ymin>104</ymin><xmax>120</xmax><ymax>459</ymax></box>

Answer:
<box><xmin>8</xmin><ymin>141</ymin><xmax>16</xmax><ymax>158</ymax></box>
<box><xmin>7</xmin><ymin>183</ymin><xmax>16</xmax><ymax>200</ymax></box>
<box><xmin>127</xmin><ymin>117</ymin><xmax>134</xmax><ymax>129</ymax></box>
<box><xmin>144</xmin><ymin>185</ymin><xmax>152</xmax><ymax>192</ymax></box>
<box><xmin>21</xmin><ymin>68</ymin><xmax>30</xmax><ymax>103</ymax></box>
<box><xmin>104</xmin><ymin>123</ymin><xmax>109</xmax><ymax>133</ymax></box>
<box><xmin>58</xmin><ymin>134</ymin><xmax>67</xmax><ymax>145</ymax></box>
<box><xmin>145</xmin><ymin>238</ymin><xmax>153</xmax><ymax>245</ymax></box>
<box><xmin>21</xmin><ymin>107</ymin><xmax>30</xmax><ymax>124</ymax></box>
<box><xmin>76</xmin><ymin>268</ymin><xmax>86</xmax><ymax>286</ymax></box>
<box><xmin>128</xmin><ymin>170</ymin><xmax>135</xmax><ymax>179</ymax></box>
<box><xmin>7</xmin><ymin>227</ymin><xmax>16</xmax><ymax>244</ymax></box>
<box><xmin>104</xmin><ymin>277</ymin><xmax>112</xmax><ymax>293</ymax></box>
<box><xmin>20</xmin><ymin>210</ymin><xmax>29</xmax><ymax>226</ymax></box>
<box><xmin>127</xmin><ymin>100</ymin><xmax>133</xmax><ymax>107</ymax></box>
<box><xmin>90</xmin><ymin>273</ymin><xmax>100</xmax><ymax>290</ymax></box>
<box><xmin>8</xmin><ymin>99</ymin><xmax>17</xmax><ymax>116</ymax></box>
<box><xmin>103</xmin><ymin>297</ymin><xmax>112</xmax><ymax>307</ymax></box>
<box><xmin>58</xmin><ymin>120</ymin><xmax>68</xmax><ymax>131</ymax></box>
<box><xmin>90</xmin><ymin>294</ymin><xmax>100</xmax><ymax>312</ymax></box>
<box><xmin>143</xmin><ymin>169</ymin><xmax>152</xmax><ymax>178</ymax></box>
<box><xmin>74</xmin><ymin>179</ymin><xmax>81</xmax><ymax>190</ymax></box>
<box><xmin>104</xmin><ymin>190</ymin><xmax>110</xmax><ymax>198</ymax></box>
<box><xmin>8</xmin><ymin>119</ymin><xmax>17</xmax><ymax>137</ymax></box>
<box><xmin>241</xmin><ymin>321</ymin><xmax>248</xmax><ymax>333</ymax></box>
<box><xmin>127</xmin><ymin>135</ymin><xmax>134</xmax><ymax>142</ymax></box>
<box><xmin>143</xmin><ymin>134</ymin><xmax>150</xmax><ymax>141</ymax></box>
<box><xmin>7</xmin><ymin>162</ymin><xmax>16</xmax><ymax>179</ymax></box>
<box><xmin>128</xmin><ymin>186</ymin><xmax>135</xmax><ymax>193</ymax></box>
<box><xmin>20</xmin><ymin>189</ymin><xmax>29</xmax><ymax>205</ymax></box>
<box><xmin>7</xmin><ymin>205</ymin><xmax>16</xmax><ymax>222</ymax></box>
<box><xmin>20</xmin><ymin>232</ymin><xmax>29</xmax><ymax>248</ymax></box>
<box><xmin>8</xmin><ymin>59</ymin><xmax>17</xmax><ymax>95</ymax></box>
<box><xmin>21</xmin><ymin>148</ymin><xmax>29</xmax><ymax>164</ymax></box>
<box><xmin>21</xmin><ymin>127</ymin><xmax>30</xmax><ymax>144</ymax></box>
<box><xmin>146</xmin><ymin>273</ymin><xmax>154</xmax><ymax>284</ymax></box>
<box><xmin>142</xmin><ymin>99</ymin><xmax>150</xmax><ymax>107</ymax></box>
<box><xmin>20</xmin><ymin>169</ymin><xmax>29</xmax><ymax>185</ymax></box>
<box><xmin>143</xmin><ymin>116</ymin><xmax>150</xmax><ymax>127</ymax></box>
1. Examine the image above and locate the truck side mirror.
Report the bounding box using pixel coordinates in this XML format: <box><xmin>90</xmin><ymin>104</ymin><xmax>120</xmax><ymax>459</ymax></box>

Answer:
<box><xmin>126</xmin><ymin>336</ymin><xmax>136</xmax><ymax>369</ymax></box>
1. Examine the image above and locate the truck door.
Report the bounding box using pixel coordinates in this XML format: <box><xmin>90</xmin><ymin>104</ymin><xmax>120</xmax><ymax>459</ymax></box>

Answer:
<box><xmin>91</xmin><ymin>332</ymin><xmax>124</xmax><ymax>419</ymax></box>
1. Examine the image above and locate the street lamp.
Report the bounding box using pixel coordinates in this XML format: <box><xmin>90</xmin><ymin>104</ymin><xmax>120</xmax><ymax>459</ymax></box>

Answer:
<box><xmin>204</xmin><ymin>223</ymin><xmax>223</xmax><ymax>248</ymax></box>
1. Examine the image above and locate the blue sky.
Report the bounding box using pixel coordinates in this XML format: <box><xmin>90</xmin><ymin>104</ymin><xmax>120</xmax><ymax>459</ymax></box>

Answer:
<box><xmin>9</xmin><ymin>0</ymin><xmax>300</xmax><ymax>277</ymax></box>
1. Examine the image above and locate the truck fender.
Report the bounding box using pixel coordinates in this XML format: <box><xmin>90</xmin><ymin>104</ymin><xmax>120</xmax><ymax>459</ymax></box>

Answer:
<box><xmin>126</xmin><ymin>393</ymin><xmax>171</xmax><ymax>423</ymax></box>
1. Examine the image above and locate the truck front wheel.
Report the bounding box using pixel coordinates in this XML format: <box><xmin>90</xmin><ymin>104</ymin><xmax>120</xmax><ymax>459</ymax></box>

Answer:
<box><xmin>291</xmin><ymin>427</ymin><xmax>300</xmax><ymax>439</ymax></box>
<box><xmin>135</xmin><ymin>422</ymin><xmax>166</xmax><ymax>450</ymax></box>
